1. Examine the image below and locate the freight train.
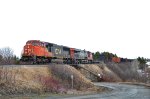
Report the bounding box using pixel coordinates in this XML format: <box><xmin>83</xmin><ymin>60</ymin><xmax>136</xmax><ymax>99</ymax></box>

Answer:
<box><xmin>21</xmin><ymin>40</ymin><xmax>93</xmax><ymax>64</ymax></box>
<box><xmin>98</xmin><ymin>53</ymin><xmax>133</xmax><ymax>63</ymax></box>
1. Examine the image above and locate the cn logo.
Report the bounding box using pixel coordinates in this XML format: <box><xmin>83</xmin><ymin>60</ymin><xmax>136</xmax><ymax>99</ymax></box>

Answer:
<box><xmin>55</xmin><ymin>48</ymin><xmax>61</xmax><ymax>54</ymax></box>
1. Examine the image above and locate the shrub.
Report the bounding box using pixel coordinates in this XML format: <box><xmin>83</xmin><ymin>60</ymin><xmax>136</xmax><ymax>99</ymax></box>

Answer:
<box><xmin>49</xmin><ymin>64</ymin><xmax>93</xmax><ymax>90</ymax></box>
<box><xmin>40</xmin><ymin>76</ymin><xmax>66</xmax><ymax>93</ymax></box>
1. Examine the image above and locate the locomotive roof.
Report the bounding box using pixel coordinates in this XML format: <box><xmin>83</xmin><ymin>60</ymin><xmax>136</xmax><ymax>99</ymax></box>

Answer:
<box><xmin>27</xmin><ymin>40</ymin><xmax>92</xmax><ymax>53</ymax></box>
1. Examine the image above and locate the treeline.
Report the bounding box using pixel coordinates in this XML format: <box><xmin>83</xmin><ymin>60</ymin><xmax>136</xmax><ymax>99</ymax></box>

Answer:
<box><xmin>93</xmin><ymin>51</ymin><xmax>148</xmax><ymax>70</ymax></box>
<box><xmin>0</xmin><ymin>47</ymin><xmax>19</xmax><ymax>65</ymax></box>
<box><xmin>93</xmin><ymin>51</ymin><xmax>117</xmax><ymax>61</ymax></box>
<box><xmin>137</xmin><ymin>57</ymin><xmax>147</xmax><ymax>70</ymax></box>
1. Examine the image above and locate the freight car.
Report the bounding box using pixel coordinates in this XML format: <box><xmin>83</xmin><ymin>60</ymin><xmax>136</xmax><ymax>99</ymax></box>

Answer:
<box><xmin>112</xmin><ymin>57</ymin><xmax>133</xmax><ymax>63</ymax></box>
<box><xmin>21</xmin><ymin>40</ymin><xmax>93</xmax><ymax>64</ymax></box>
<box><xmin>112</xmin><ymin>57</ymin><xmax>121</xmax><ymax>63</ymax></box>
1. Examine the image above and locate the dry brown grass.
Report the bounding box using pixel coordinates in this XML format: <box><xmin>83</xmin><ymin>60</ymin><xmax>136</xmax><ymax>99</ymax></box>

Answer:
<box><xmin>0</xmin><ymin>64</ymin><xmax>96</xmax><ymax>95</ymax></box>
<box><xmin>0</xmin><ymin>66</ymin><xmax>51</xmax><ymax>95</ymax></box>
<box><xmin>79</xmin><ymin>64</ymin><xmax>122</xmax><ymax>82</ymax></box>
<box><xmin>105</xmin><ymin>62</ymin><xmax>143</xmax><ymax>82</ymax></box>
<box><xmin>79</xmin><ymin>64</ymin><xmax>103</xmax><ymax>81</ymax></box>
<box><xmin>101</xmin><ymin>65</ymin><xmax>122</xmax><ymax>82</ymax></box>
<box><xmin>80</xmin><ymin>64</ymin><xmax>103</xmax><ymax>74</ymax></box>
<box><xmin>49</xmin><ymin>64</ymin><xmax>94</xmax><ymax>90</ymax></box>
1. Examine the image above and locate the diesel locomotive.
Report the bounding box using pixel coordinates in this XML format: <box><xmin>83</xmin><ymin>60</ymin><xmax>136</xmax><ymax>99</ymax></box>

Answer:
<box><xmin>21</xmin><ymin>40</ymin><xmax>93</xmax><ymax>64</ymax></box>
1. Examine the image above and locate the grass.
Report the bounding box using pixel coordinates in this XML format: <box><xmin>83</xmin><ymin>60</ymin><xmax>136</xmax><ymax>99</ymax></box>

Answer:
<box><xmin>0</xmin><ymin>64</ymin><xmax>99</xmax><ymax>96</ymax></box>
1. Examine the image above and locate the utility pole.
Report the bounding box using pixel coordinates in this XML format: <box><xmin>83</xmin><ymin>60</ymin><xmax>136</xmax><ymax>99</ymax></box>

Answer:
<box><xmin>71</xmin><ymin>75</ymin><xmax>74</xmax><ymax>89</ymax></box>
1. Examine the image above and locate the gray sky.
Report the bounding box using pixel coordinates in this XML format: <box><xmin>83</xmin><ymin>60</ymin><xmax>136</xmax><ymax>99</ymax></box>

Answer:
<box><xmin>0</xmin><ymin>0</ymin><xmax>150</xmax><ymax>59</ymax></box>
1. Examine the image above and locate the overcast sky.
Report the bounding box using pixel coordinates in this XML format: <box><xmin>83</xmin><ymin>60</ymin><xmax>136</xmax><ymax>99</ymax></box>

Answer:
<box><xmin>0</xmin><ymin>0</ymin><xmax>150</xmax><ymax>59</ymax></box>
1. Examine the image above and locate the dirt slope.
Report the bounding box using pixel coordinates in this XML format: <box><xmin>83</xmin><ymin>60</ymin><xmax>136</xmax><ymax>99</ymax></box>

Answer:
<box><xmin>79</xmin><ymin>64</ymin><xmax>122</xmax><ymax>82</ymax></box>
<box><xmin>105</xmin><ymin>61</ymin><xmax>140</xmax><ymax>82</ymax></box>
<box><xmin>0</xmin><ymin>66</ymin><xmax>51</xmax><ymax>95</ymax></box>
<box><xmin>0</xmin><ymin>64</ymin><xmax>102</xmax><ymax>95</ymax></box>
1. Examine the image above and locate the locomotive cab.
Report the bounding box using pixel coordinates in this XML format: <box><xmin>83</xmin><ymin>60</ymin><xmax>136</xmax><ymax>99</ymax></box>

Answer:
<box><xmin>21</xmin><ymin>40</ymin><xmax>52</xmax><ymax>63</ymax></box>
<box><xmin>22</xmin><ymin>40</ymin><xmax>41</xmax><ymax>56</ymax></box>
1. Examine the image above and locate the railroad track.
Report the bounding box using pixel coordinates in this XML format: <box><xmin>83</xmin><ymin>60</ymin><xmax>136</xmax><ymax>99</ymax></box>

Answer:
<box><xmin>0</xmin><ymin>63</ymin><xmax>95</xmax><ymax>67</ymax></box>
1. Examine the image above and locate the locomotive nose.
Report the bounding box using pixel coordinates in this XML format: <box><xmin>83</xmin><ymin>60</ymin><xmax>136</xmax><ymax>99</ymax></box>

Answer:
<box><xmin>23</xmin><ymin>44</ymin><xmax>32</xmax><ymax>55</ymax></box>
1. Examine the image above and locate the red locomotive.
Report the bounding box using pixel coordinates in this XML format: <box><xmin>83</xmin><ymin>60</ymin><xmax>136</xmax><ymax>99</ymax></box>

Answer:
<box><xmin>21</xmin><ymin>40</ymin><xmax>93</xmax><ymax>64</ymax></box>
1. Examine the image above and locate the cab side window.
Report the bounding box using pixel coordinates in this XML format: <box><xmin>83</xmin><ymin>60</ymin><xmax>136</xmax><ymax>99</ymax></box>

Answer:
<box><xmin>46</xmin><ymin>45</ymin><xmax>51</xmax><ymax>51</ymax></box>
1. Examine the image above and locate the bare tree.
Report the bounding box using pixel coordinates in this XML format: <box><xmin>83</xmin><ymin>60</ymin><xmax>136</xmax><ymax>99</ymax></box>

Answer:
<box><xmin>0</xmin><ymin>47</ymin><xmax>15</xmax><ymax>65</ymax></box>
